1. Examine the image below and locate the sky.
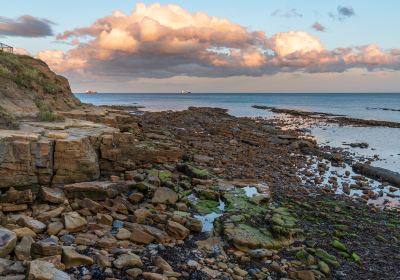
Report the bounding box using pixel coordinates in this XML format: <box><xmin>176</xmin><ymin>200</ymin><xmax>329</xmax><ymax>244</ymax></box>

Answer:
<box><xmin>1</xmin><ymin>0</ymin><xmax>400</xmax><ymax>93</ymax></box>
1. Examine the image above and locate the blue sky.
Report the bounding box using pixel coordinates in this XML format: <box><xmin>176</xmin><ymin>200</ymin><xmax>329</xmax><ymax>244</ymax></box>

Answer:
<box><xmin>1</xmin><ymin>1</ymin><xmax>400</xmax><ymax>92</ymax></box>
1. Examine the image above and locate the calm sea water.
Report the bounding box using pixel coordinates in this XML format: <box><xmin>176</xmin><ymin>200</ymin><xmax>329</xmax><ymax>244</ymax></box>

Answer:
<box><xmin>76</xmin><ymin>93</ymin><xmax>400</xmax><ymax>121</ymax></box>
<box><xmin>75</xmin><ymin>93</ymin><xmax>400</xmax><ymax>172</ymax></box>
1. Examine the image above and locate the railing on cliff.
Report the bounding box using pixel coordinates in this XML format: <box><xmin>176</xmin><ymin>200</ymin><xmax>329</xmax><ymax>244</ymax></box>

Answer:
<box><xmin>0</xmin><ymin>42</ymin><xmax>13</xmax><ymax>53</ymax></box>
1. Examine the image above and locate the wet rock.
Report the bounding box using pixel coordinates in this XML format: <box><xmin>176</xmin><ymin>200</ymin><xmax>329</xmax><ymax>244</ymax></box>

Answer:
<box><xmin>63</xmin><ymin>212</ymin><xmax>87</xmax><ymax>232</ymax></box>
<box><xmin>152</xmin><ymin>187</ymin><xmax>178</xmax><ymax>204</ymax></box>
<box><xmin>62</xmin><ymin>247</ymin><xmax>94</xmax><ymax>269</ymax></box>
<box><xmin>27</xmin><ymin>260</ymin><xmax>71</xmax><ymax>280</ymax></box>
<box><xmin>40</xmin><ymin>187</ymin><xmax>66</xmax><ymax>204</ymax></box>
<box><xmin>166</xmin><ymin>220</ymin><xmax>190</xmax><ymax>240</ymax></box>
<box><xmin>113</xmin><ymin>253</ymin><xmax>143</xmax><ymax>269</ymax></box>
<box><xmin>0</xmin><ymin>227</ymin><xmax>17</xmax><ymax>257</ymax></box>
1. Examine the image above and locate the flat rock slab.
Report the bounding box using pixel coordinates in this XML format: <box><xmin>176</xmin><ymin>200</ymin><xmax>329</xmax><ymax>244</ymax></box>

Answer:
<box><xmin>64</xmin><ymin>181</ymin><xmax>119</xmax><ymax>200</ymax></box>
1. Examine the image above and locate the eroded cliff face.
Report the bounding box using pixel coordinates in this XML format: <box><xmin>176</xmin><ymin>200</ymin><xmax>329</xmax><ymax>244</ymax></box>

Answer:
<box><xmin>0</xmin><ymin>52</ymin><xmax>81</xmax><ymax>125</ymax></box>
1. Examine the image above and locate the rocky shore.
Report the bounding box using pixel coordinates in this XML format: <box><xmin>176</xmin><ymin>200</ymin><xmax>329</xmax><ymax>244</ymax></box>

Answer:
<box><xmin>0</xmin><ymin>106</ymin><xmax>399</xmax><ymax>280</ymax></box>
<box><xmin>0</xmin><ymin>53</ymin><xmax>399</xmax><ymax>280</ymax></box>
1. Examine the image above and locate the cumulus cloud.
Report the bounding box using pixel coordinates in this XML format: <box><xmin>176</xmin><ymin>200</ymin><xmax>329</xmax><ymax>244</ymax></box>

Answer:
<box><xmin>0</xmin><ymin>15</ymin><xmax>54</xmax><ymax>37</ymax></box>
<box><xmin>271</xmin><ymin>9</ymin><xmax>303</xmax><ymax>18</ymax></box>
<box><xmin>311</xmin><ymin>22</ymin><xmax>326</xmax><ymax>32</ymax></box>
<box><xmin>36</xmin><ymin>3</ymin><xmax>400</xmax><ymax>81</ymax></box>
<box><xmin>329</xmin><ymin>6</ymin><xmax>355</xmax><ymax>21</ymax></box>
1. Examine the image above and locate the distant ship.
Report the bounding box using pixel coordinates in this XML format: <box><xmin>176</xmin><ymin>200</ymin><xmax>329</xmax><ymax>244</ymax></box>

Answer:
<box><xmin>84</xmin><ymin>90</ymin><xmax>97</xmax><ymax>94</ymax></box>
<box><xmin>181</xmin><ymin>90</ymin><xmax>191</xmax><ymax>94</ymax></box>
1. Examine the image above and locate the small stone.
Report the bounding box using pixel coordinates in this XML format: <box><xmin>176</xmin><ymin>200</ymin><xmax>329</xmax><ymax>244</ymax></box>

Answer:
<box><xmin>152</xmin><ymin>187</ymin><xmax>178</xmax><ymax>204</ymax></box>
<box><xmin>0</xmin><ymin>203</ymin><xmax>27</xmax><ymax>212</ymax></box>
<box><xmin>0</xmin><ymin>227</ymin><xmax>17</xmax><ymax>257</ymax></box>
<box><xmin>27</xmin><ymin>260</ymin><xmax>71</xmax><ymax>280</ymax></box>
<box><xmin>60</xmin><ymin>235</ymin><xmax>75</xmax><ymax>246</ymax></box>
<box><xmin>62</xmin><ymin>247</ymin><xmax>94</xmax><ymax>269</ymax></box>
<box><xmin>97</xmin><ymin>237</ymin><xmax>117</xmax><ymax>249</ymax></box>
<box><xmin>233</xmin><ymin>267</ymin><xmax>248</xmax><ymax>277</ymax></box>
<box><xmin>296</xmin><ymin>270</ymin><xmax>315</xmax><ymax>280</ymax></box>
<box><xmin>126</xmin><ymin>268</ymin><xmax>143</xmax><ymax>278</ymax></box>
<box><xmin>130</xmin><ymin>228</ymin><xmax>155</xmax><ymax>245</ymax></box>
<box><xmin>17</xmin><ymin>216</ymin><xmax>46</xmax><ymax>233</ymax></box>
<box><xmin>15</xmin><ymin>236</ymin><xmax>34</xmax><ymax>260</ymax></box>
<box><xmin>31</xmin><ymin>238</ymin><xmax>62</xmax><ymax>258</ymax></box>
<box><xmin>64</xmin><ymin>212</ymin><xmax>87</xmax><ymax>232</ymax></box>
<box><xmin>12</xmin><ymin>227</ymin><xmax>37</xmax><ymax>239</ymax></box>
<box><xmin>97</xmin><ymin>214</ymin><xmax>113</xmax><ymax>226</ymax></box>
<box><xmin>154</xmin><ymin>256</ymin><xmax>173</xmax><ymax>272</ymax></box>
<box><xmin>40</xmin><ymin>187</ymin><xmax>66</xmax><ymax>204</ymax></box>
<box><xmin>116</xmin><ymin>228</ymin><xmax>131</xmax><ymax>240</ymax></box>
<box><xmin>142</xmin><ymin>272</ymin><xmax>168</xmax><ymax>280</ymax></box>
<box><xmin>166</xmin><ymin>220</ymin><xmax>190</xmax><ymax>240</ymax></box>
<box><xmin>113</xmin><ymin>254</ymin><xmax>143</xmax><ymax>269</ymax></box>
<box><xmin>128</xmin><ymin>192</ymin><xmax>144</xmax><ymax>203</ymax></box>
<box><xmin>248</xmin><ymin>249</ymin><xmax>273</xmax><ymax>259</ymax></box>
<box><xmin>37</xmin><ymin>207</ymin><xmax>65</xmax><ymax>222</ymax></box>
<box><xmin>47</xmin><ymin>222</ymin><xmax>64</xmax><ymax>235</ymax></box>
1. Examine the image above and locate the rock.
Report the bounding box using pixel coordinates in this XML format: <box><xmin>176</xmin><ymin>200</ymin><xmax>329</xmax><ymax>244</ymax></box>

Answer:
<box><xmin>166</xmin><ymin>220</ymin><xmax>190</xmax><ymax>240</ymax></box>
<box><xmin>12</xmin><ymin>227</ymin><xmax>37</xmax><ymax>238</ymax></box>
<box><xmin>64</xmin><ymin>181</ymin><xmax>118</xmax><ymax>201</ymax></box>
<box><xmin>248</xmin><ymin>248</ymin><xmax>273</xmax><ymax>258</ymax></box>
<box><xmin>62</xmin><ymin>247</ymin><xmax>94</xmax><ymax>269</ymax></box>
<box><xmin>27</xmin><ymin>260</ymin><xmax>71</xmax><ymax>280</ymax></box>
<box><xmin>152</xmin><ymin>187</ymin><xmax>178</xmax><ymax>204</ymax></box>
<box><xmin>126</xmin><ymin>268</ymin><xmax>143</xmax><ymax>278</ymax></box>
<box><xmin>0</xmin><ymin>228</ymin><xmax>17</xmax><ymax>257</ymax></box>
<box><xmin>201</xmin><ymin>267</ymin><xmax>221</xmax><ymax>278</ymax></box>
<box><xmin>97</xmin><ymin>213</ymin><xmax>113</xmax><ymax>226</ymax></box>
<box><xmin>0</xmin><ymin>258</ymin><xmax>26</xmax><ymax>276</ymax></box>
<box><xmin>177</xmin><ymin>163</ymin><xmax>209</xmax><ymax>179</ymax></box>
<box><xmin>113</xmin><ymin>254</ymin><xmax>143</xmax><ymax>269</ymax></box>
<box><xmin>142</xmin><ymin>225</ymin><xmax>170</xmax><ymax>243</ymax></box>
<box><xmin>0</xmin><ymin>203</ymin><xmax>28</xmax><ymax>212</ymax></box>
<box><xmin>15</xmin><ymin>236</ymin><xmax>34</xmax><ymax>260</ymax></box>
<box><xmin>318</xmin><ymin>261</ymin><xmax>330</xmax><ymax>275</ymax></box>
<box><xmin>96</xmin><ymin>237</ymin><xmax>117</xmax><ymax>249</ymax></box>
<box><xmin>63</xmin><ymin>212</ymin><xmax>87</xmax><ymax>232</ymax></box>
<box><xmin>116</xmin><ymin>228</ymin><xmax>131</xmax><ymax>240</ymax></box>
<box><xmin>74</xmin><ymin>233</ymin><xmax>97</xmax><ymax>246</ymax></box>
<box><xmin>0</xmin><ymin>188</ymin><xmax>32</xmax><ymax>204</ymax></box>
<box><xmin>17</xmin><ymin>216</ymin><xmax>46</xmax><ymax>233</ymax></box>
<box><xmin>128</xmin><ymin>192</ymin><xmax>144</xmax><ymax>203</ymax></box>
<box><xmin>47</xmin><ymin>222</ymin><xmax>64</xmax><ymax>236</ymax></box>
<box><xmin>130</xmin><ymin>228</ymin><xmax>155</xmax><ymax>245</ymax></box>
<box><xmin>31</xmin><ymin>238</ymin><xmax>62</xmax><ymax>258</ymax></box>
<box><xmin>142</xmin><ymin>272</ymin><xmax>168</xmax><ymax>280</ymax></box>
<box><xmin>154</xmin><ymin>256</ymin><xmax>173</xmax><ymax>272</ymax></box>
<box><xmin>233</xmin><ymin>267</ymin><xmax>248</xmax><ymax>277</ymax></box>
<box><xmin>40</xmin><ymin>187</ymin><xmax>66</xmax><ymax>204</ymax></box>
<box><xmin>37</xmin><ymin>207</ymin><xmax>64</xmax><ymax>221</ymax></box>
<box><xmin>295</xmin><ymin>270</ymin><xmax>315</xmax><ymax>280</ymax></box>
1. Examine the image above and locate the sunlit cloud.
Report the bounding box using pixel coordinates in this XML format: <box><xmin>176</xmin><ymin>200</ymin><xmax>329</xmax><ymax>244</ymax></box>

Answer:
<box><xmin>35</xmin><ymin>3</ymin><xmax>400</xmax><ymax>82</ymax></box>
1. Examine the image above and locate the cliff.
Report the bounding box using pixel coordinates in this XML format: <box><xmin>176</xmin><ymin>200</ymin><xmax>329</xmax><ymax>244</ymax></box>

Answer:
<box><xmin>0</xmin><ymin>52</ymin><xmax>81</xmax><ymax>128</ymax></box>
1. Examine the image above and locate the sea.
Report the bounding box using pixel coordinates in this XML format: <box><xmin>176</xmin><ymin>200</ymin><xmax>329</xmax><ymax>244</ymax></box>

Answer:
<box><xmin>76</xmin><ymin>93</ymin><xmax>400</xmax><ymax>173</ymax></box>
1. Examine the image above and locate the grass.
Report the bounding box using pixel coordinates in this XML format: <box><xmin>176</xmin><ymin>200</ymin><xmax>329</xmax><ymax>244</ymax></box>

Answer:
<box><xmin>0</xmin><ymin>107</ymin><xmax>19</xmax><ymax>129</ymax></box>
<box><xmin>0</xmin><ymin>52</ymin><xmax>63</xmax><ymax>94</ymax></box>
<box><xmin>34</xmin><ymin>98</ymin><xmax>64</xmax><ymax>122</ymax></box>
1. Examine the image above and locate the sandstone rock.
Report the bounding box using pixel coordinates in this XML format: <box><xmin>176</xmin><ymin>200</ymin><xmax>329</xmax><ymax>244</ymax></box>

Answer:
<box><xmin>128</xmin><ymin>192</ymin><xmax>144</xmax><ymax>203</ymax></box>
<box><xmin>142</xmin><ymin>272</ymin><xmax>168</xmax><ymax>280</ymax></box>
<box><xmin>37</xmin><ymin>207</ymin><xmax>64</xmax><ymax>221</ymax></box>
<box><xmin>97</xmin><ymin>213</ymin><xmax>113</xmax><ymax>226</ymax></box>
<box><xmin>130</xmin><ymin>228</ymin><xmax>155</xmax><ymax>245</ymax></box>
<box><xmin>63</xmin><ymin>212</ymin><xmax>87</xmax><ymax>232</ymax></box>
<box><xmin>61</xmin><ymin>247</ymin><xmax>94</xmax><ymax>269</ymax></box>
<box><xmin>52</xmin><ymin>137</ymin><xmax>100</xmax><ymax>185</ymax></box>
<box><xmin>96</xmin><ymin>237</ymin><xmax>117</xmax><ymax>249</ymax></box>
<box><xmin>295</xmin><ymin>270</ymin><xmax>315</xmax><ymax>280</ymax></box>
<box><xmin>17</xmin><ymin>216</ymin><xmax>46</xmax><ymax>233</ymax></box>
<box><xmin>0</xmin><ymin>188</ymin><xmax>32</xmax><ymax>204</ymax></box>
<box><xmin>40</xmin><ymin>187</ymin><xmax>66</xmax><ymax>204</ymax></box>
<box><xmin>27</xmin><ymin>260</ymin><xmax>71</xmax><ymax>280</ymax></box>
<box><xmin>64</xmin><ymin>181</ymin><xmax>117</xmax><ymax>201</ymax></box>
<box><xmin>0</xmin><ymin>228</ymin><xmax>17</xmax><ymax>257</ymax></box>
<box><xmin>47</xmin><ymin>222</ymin><xmax>64</xmax><ymax>235</ymax></box>
<box><xmin>113</xmin><ymin>254</ymin><xmax>143</xmax><ymax>269</ymax></box>
<box><xmin>15</xmin><ymin>236</ymin><xmax>34</xmax><ymax>261</ymax></box>
<box><xmin>12</xmin><ymin>227</ymin><xmax>37</xmax><ymax>238</ymax></box>
<box><xmin>73</xmin><ymin>233</ymin><xmax>98</xmax><ymax>246</ymax></box>
<box><xmin>166</xmin><ymin>220</ymin><xmax>190</xmax><ymax>240</ymax></box>
<box><xmin>126</xmin><ymin>268</ymin><xmax>143</xmax><ymax>278</ymax></box>
<box><xmin>0</xmin><ymin>203</ymin><xmax>28</xmax><ymax>212</ymax></box>
<box><xmin>116</xmin><ymin>228</ymin><xmax>131</xmax><ymax>240</ymax></box>
<box><xmin>31</xmin><ymin>238</ymin><xmax>62</xmax><ymax>258</ymax></box>
<box><xmin>154</xmin><ymin>256</ymin><xmax>173</xmax><ymax>272</ymax></box>
<box><xmin>142</xmin><ymin>225</ymin><xmax>170</xmax><ymax>243</ymax></box>
<box><xmin>152</xmin><ymin>187</ymin><xmax>178</xmax><ymax>204</ymax></box>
